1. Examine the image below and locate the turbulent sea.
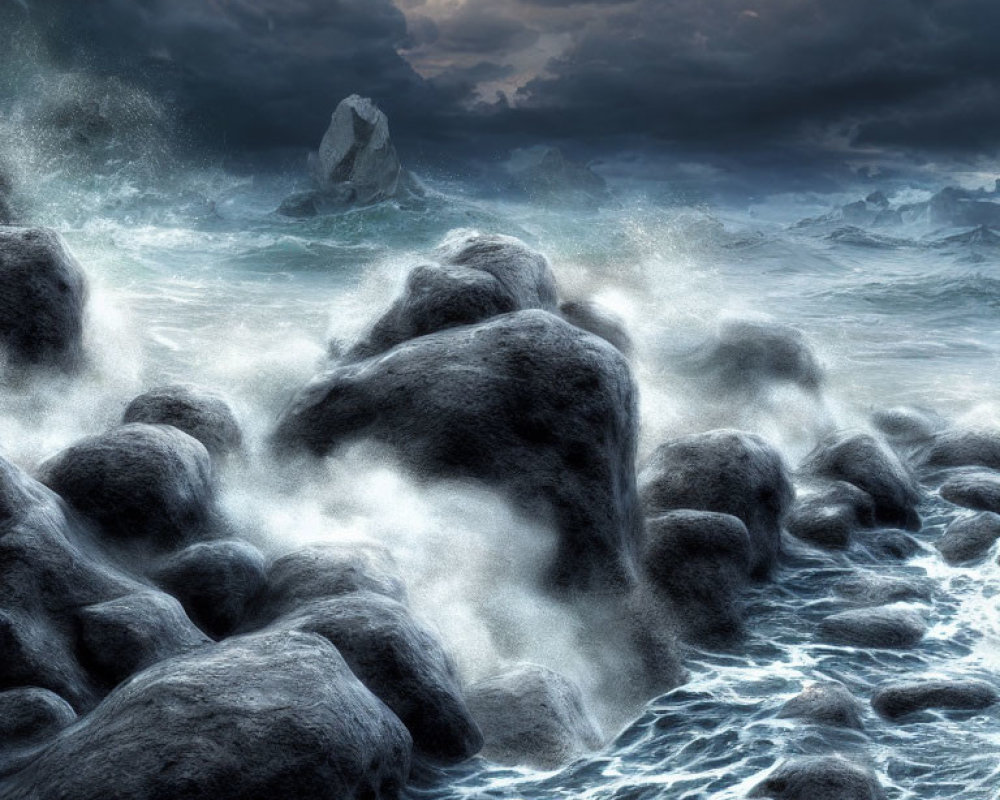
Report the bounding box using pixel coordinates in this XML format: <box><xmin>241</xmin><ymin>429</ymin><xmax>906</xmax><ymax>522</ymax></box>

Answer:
<box><xmin>5</xmin><ymin>139</ymin><xmax>1000</xmax><ymax>799</ymax></box>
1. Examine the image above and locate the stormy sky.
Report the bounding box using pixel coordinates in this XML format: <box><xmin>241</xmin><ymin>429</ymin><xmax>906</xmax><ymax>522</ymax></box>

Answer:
<box><xmin>4</xmin><ymin>0</ymin><xmax>1000</xmax><ymax>164</ymax></box>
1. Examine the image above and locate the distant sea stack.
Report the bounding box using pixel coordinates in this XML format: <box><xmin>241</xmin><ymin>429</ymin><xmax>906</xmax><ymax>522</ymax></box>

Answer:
<box><xmin>279</xmin><ymin>95</ymin><xmax>423</xmax><ymax>217</ymax></box>
<box><xmin>503</xmin><ymin>145</ymin><xmax>609</xmax><ymax>206</ymax></box>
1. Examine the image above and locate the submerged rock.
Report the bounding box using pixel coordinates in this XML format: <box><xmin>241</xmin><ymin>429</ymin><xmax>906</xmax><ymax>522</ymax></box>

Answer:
<box><xmin>0</xmin><ymin>631</ymin><xmax>413</xmax><ymax>800</ymax></box>
<box><xmin>750</xmin><ymin>756</ymin><xmax>886</xmax><ymax>800</ymax></box>
<box><xmin>559</xmin><ymin>299</ymin><xmax>633</xmax><ymax>356</ymax></box>
<box><xmin>277</xmin><ymin>591</ymin><xmax>482</xmax><ymax>764</ymax></box>
<box><xmin>639</xmin><ymin>430</ymin><xmax>793</xmax><ymax>576</ymax></box>
<box><xmin>936</xmin><ymin>512</ymin><xmax>1000</xmax><ymax>565</ymax></box>
<box><xmin>681</xmin><ymin>320</ymin><xmax>823</xmax><ymax>394</ymax></box>
<box><xmin>466</xmin><ymin>663</ymin><xmax>603</xmax><ymax>770</ymax></box>
<box><xmin>855</xmin><ymin>527</ymin><xmax>923</xmax><ymax>561</ymax></box>
<box><xmin>123</xmin><ymin>384</ymin><xmax>243</xmax><ymax>459</ymax></box>
<box><xmin>940</xmin><ymin>472</ymin><xmax>1000</xmax><ymax>513</ymax></box>
<box><xmin>641</xmin><ymin>510</ymin><xmax>752</xmax><ymax>644</ymax></box>
<box><xmin>275</xmin><ymin>310</ymin><xmax>642</xmax><ymax>592</ymax></box>
<box><xmin>778</xmin><ymin>682</ymin><xmax>864</xmax><ymax>730</ymax></box>
<box><xmin>346</xmin><ymin>233</ymin><xmax>558</xmax><ymax>361</ymax></box>
<box><xmin>503</xmin><ymin>145</ymin><xmax>608</xmax><ymax>204</ymax></box>
<box><xmin>0</xmin><ymin>227</ymin><xmax>87</xmax><ymax>371</ymax></box>
<box><xmin>871</xmin><ymin>679</ymin><xmax>998</xmax><ymax>720</ymax></box>
<box><xmin>153</xmin><ymin>540</ymin><xmax>268</xmax><ymax>638</ymax></box>
<box><xmin>818</xmin><ymin>604</ymin><xmax>926</xmax><ymax>649</ymax></box>
<box><xmin>918</xmin><ymin>430</ymin><xmax>1000</xmax><ymax>471</ymax></box>
<box><xmin>803</xmin><ymin>433</ymin><xmax>921</xmax><ymax>529</ymax></box>
<box><xmin>833</xmin><ymin>573</ymin><xmax>933</xmax><ymax>606</ymax></box>
<box><xmin>40</xmin><ymin>423</ymin><xmax>215</xmax><ymax>550</ymax></box>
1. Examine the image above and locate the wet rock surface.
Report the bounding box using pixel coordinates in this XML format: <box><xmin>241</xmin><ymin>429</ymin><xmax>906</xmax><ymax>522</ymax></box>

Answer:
<box><xmin>778</xmin><ymin>682</ymin><xmax>864</xmax><ymax>729</ymax></box>
<box><xmin>939</xmin><ymin>472</ymin><xmax>1000</xmax><ymax>513</ymax></box>
<box><xmin>871</xmin><ymin>679</ymin><xmax>998</xmax><ymax>720</ymax></box>
<box><xmin>749</xmin><ymin>756</ymin><xmax>886</xmax><ymax>800</ymax></box>
<box><xmin>0</xmin><ymin>227</ymin><xmax>87</xmax><ymax>371</ymax></box>
<box><xmin>935</xmin><ymin>512</ymin><xmax>1000</xmax><ymax>565</ymax></box>
<box><xmin>123</xmin><ymin>384</ymin><xmax>243</xmax><ymax>459</ymax></box>
<box><xmin>818</xmin><ymin>604</ymin><xmax>926</xmax><ymax>649</ymax></box>
<box><xmin>466</xmin><ymin>663</ymin><xmax>603</xmax><ymax>770</ymax></box>
<box><xmin>640</xmin><ymin>429</ymin><xmax>793</xmax><ymax>576</ymax></box>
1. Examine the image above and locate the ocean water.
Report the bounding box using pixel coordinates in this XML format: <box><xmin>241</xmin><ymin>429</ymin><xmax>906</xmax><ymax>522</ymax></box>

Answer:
<box><xmin>4</xmin><ymin>136</ymin><xmax>1000</xmax><ymax>799</ymax></box>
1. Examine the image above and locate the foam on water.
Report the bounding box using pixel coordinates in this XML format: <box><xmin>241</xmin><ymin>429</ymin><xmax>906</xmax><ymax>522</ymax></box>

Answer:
<box><xmin>4</xmin><ymin>134</ymin><xmax>1000</xmax><ymax>798</ymax></box>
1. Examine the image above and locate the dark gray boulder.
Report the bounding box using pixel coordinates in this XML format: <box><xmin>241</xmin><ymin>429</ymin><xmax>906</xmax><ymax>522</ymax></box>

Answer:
<box><xmin>123</xmin><ymin>384</ymin><xmax>243</xmax><ymax>459</ymax></box>
<box><xmin>277</xmin><ymin>591</ymin><xmax>481</xmax><ymax>763</ymax></box>
<box><xmin>871</xmin><ymin>406</ymin><xmax>948</xmax><ymax>445</ymax></box>
<box><xmin>936</xmin><ymin>512</ymin><xmax>1000</xmax><ymax>565</ymax></box>
<box><xmin>749</xmin><ymin>757</ymin><xmax>886</xmax><ymax>800</ymax></box>
<box><xmin>0</xmin><ymin>630</ymin><xmax>413</xmax><ymax>800</ymax></box>
<box><xmin>153</xmin><ymin>540</ymin><xmax>268</xmax><ymax>638</ymax></box>
<box><xmin>818</xmin><ymin>604</ymin><xmax>926</xmax><ymax>649</ymax></box>
<box><xmin>778</xmin><ymin>682</ymin><xmax>863</xmax><ymax>730</ymax></box>
<box><xmin>0</xmin><ymin>455</ymin><xmax>139</xmax><ymax>710</ymax></box>
<box><xmin>918</xmin><ymin>430</ymin><xmax>1000</xmax><ymax>471</ymax></box>
<box><xmin>871</xmin><ymin>679</ymin><xmax>998</xmax><ymax>720</ymax></box>
<box><xmin>77</xmin><ymin>591</ymin><xmax>210</xmax><ymax>687</ymax></box>
<box><xmin>309</xmin><ymin>94</ymin><xmax>420</xmax><ymax>207</ymax></box>
<box><xmin>639</xmin><ymin>430</ymin><xmax>793</xmax><ymax>576</ymax></box>
<box><xmin>274</xmin><ymin>310</ymin><xmax>642</xmax><ymax>592</ymax></box>
<box><xmin>0</xmin><ymin>688</ymin><xmax>76</xmax><ymax>747</ymax></box>
<box><xmin>559</xmin><ymin>299</ymin><xmax>632</xmax><ymax>356</ymax></box>
<box><xmin>786</xmin><ymin>481</ymin><xmax>877</xmax><ymax>550</ymax></box>
<box><xmin>681</xmin><ymin>321</ymin><xmax>823</xmax><ymax>394</ymax></box>
<box><xmin>466</xmin><ymin>663</ymin><xmax>603</xmax><ymax>770</ymax></box>
<box><xmin>803</xmin><ymin>433</ymin><xmax>921</xmax><ymax>529</ymax></box>
<box><xmin>641</xmin><ymin>510</ymin><xmax>753</xmax><ymax>645</ymax></box>
<box><xmin>0</xmin><ymin>227</ymin><xmax>87</xmax><ymax>371</ymax></box>
<box><xmin>40</xmin><ymin>423</ymin><xmax>214</xmax><ymax>550</ymax></box>
<box><xmin>346</xmin><ymin>234</ymin><xmax>558</xmax><ymax>361</ymax></box>
<box><xmin>253</xmin><ymin>543</ymin><xmax>406</xmax><ymax>625</ymax></box>
<box><xmin>940</xmin><ymin>472</ymin><xmax>1000</xmax><ymax>513</ymax></box>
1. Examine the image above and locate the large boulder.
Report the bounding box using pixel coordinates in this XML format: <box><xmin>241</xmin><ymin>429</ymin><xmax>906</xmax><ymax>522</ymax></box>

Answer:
<box><xmin>274</xmin><ymin>310</ymin><xmax>642</xmax><ymax>592</ymax></box>
<box><xmin>275</xmin><ymin>591</ymin><xmax>482</xmax><ymax>764</ymax></box>
<box><xmin>346</xmin><ymin>233</ymin><xmax>559</xmax><ymax>361</ymax></box>
<box><xmin>123</xmin><ymin>385</ymin><xmax>243</xmax><ymax>459</ymax></box>
<box><xmin>640</xmin><ymin>510</ymin><xmax>753</xmax><ymax>645</ymax></box>
<box><xmin>639</xmin><ymin>430</ymin><xmax>793</xmax><ymax>576</ymax></box>
<box><xmin>39</xmin><ymin>424</ymin><xmax>215</xmax><ymax>550</ymax></box>
<box><xmin>681</xmin><ymin>321</ymin><xmax>823</xmax><ymax>394</ymax></box>
<box><xmin>153</xmin><ymin>540</ymin><xmax>268</xmax><ymax>638</ymax></box>
<box><xmin>280</xmin><ymin>95</ymin><xmax>421</xmax><ymax>216</ymax></box>
<box><xmin>785</xmin><ymin>481</ymin><xmax>876</xmax><ymax>550</ymax></box>
<box><xmin>466</xmin><ymin>663</ymin><xmax>603</xmax><ymax>769</ymax></box>
<box><xmin>0</xmin><ymin>227</ymin><xmax>87</xmax><ymax>371</ymax></box>
<box><xmin>0</xmin><ymin>456</ymin><xmax>139</xmax><ymax>710</ymax></box>
<box><xmin>559</xmin><ymin>299</ymin><xmax>633</xmax><ymax>356</ymax></box>
<box><xmin>802</xmin><ymin>433</ymin><xmax>921</xmax><ymax>529</ymax></box>
<box><xmin>0</xmin><ymin>631</ymin><xmax>413</xmax><ymax>800</ymax></box>
<box><xmin>940</xmin><ymin>472</ymin><xmax>1000</xmax><ymax>513</ymax></box>
<box><xmin>871</xmin><ymin>406</ymin><xmax>948</xmax><ymax>446</ymax></box>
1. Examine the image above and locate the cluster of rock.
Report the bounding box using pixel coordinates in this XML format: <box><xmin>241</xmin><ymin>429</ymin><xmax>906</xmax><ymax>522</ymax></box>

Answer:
<box><xmin>801</xmin><ymin>180</ymin><xmax>1000</xmax><ymax>235</ymax></box>
<box><xmin>6</xmin><ymin>219</ymin><xmax>1000</xmax><ymax>798</ymax></box>
<box><xmin>279</xmin><ymin>95</ymin><xmax>423</xmax><ymax>217</ymax></box>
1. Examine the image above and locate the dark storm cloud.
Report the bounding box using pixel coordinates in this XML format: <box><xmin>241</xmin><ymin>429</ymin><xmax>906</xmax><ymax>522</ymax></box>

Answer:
<box><xmin>9</xmin><ymin>0</ymin><xmax>435</xmax><ymax>147</ymax></box>
<box><xmin>7</xmin><ymin>0</ymin><xmax>1000</xmax><ymax>158</ymax></box>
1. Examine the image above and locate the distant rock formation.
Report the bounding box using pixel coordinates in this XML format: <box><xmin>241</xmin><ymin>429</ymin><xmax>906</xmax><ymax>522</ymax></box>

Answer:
<box><xmin>503</xmin><ymin>145</ymin><xmax>609</xmax><ymax>205</ymax></box>
<box><xmin>279</xmin><ymin>95</ymin><xmax>423</xmax><ymax>217</ymax></box>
